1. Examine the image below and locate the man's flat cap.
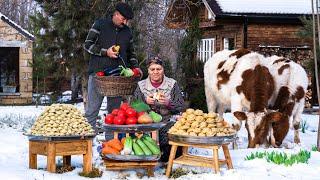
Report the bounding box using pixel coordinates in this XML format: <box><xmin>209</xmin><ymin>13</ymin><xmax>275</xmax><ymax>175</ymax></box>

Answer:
<box><xmin>116</xmin><ymin>2</ymin><xmax>134</xmax><ymax>20</ymax></box>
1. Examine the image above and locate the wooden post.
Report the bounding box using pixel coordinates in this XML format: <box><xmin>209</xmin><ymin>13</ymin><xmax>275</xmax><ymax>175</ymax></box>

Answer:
<box><xmin>83</xmin><ymin>140</ymin><xmax>93</xmax><ymax>173</ymax></box>
<box><xmin>222</xmin><ymin>144</ymin><xmax>233</xmax><ymax>169</ymax></box>
<box><xmin>212</xmin><ymin>146</ymin><xmax>220</xmax><ymax>173</ymax></box>
<box><xmin>47</xmin><ymin>142</ymin><xmax>56</xmax><ymax>173</ymax></box>
<box><xmin>29</xmin><ymin>141</ymin><xmax>37</xmax><ymax>169</ymax></box>
<box><xmin>165</xmin><ymin>144</ymin><xmax>178</xmax><ymax>177</ymax></box>
<box><xmin>182</xmin><ymin>146</ymin><xmax>188</xmax><ymax>155</ymax></box>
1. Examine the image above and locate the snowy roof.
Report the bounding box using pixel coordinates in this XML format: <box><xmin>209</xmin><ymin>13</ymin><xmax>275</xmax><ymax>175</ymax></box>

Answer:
<box><xmin>0</xmin><ymin>12</ymin><xmax>35</xmax><ymax>41</ymax></box>
<box><xmin>206</xmin><ymin>0</ymin><xmax>314</xmax><ymax>15</ymax></box>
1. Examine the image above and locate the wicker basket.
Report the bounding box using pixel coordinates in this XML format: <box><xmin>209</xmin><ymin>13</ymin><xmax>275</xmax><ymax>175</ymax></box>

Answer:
<box><xmin>94</xmin><ymin>76</ymin><xmax>139</xmax><ymax>97</ymax></box>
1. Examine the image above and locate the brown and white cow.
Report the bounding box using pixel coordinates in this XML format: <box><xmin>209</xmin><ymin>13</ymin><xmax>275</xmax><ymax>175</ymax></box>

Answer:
<box><xmin>204</xmin><ymin>49</ymin><xmax>308</xmax><ymax>148</ymax></box>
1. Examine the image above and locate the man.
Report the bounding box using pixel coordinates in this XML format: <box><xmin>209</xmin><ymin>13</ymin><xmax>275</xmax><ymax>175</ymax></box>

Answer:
<box><xmin>84</xmin><ymin>2</ymin><xmax>141</xmax><ymax>130</ymax></box>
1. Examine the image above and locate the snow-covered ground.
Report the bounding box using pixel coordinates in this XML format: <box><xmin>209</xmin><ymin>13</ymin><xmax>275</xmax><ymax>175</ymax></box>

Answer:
<box><xmin>0</xmin><ymin>104</ymin><xmax>319</xmax><ymax>180</ymax></box>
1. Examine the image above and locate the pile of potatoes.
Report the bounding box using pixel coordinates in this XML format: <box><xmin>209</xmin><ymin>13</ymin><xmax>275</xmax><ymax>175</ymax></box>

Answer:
<box><xmin>30</xmin><ymin>104</ymin><xmax>95</xmax><ymax>136</ymax></box>
<box><xmin>168</xmin><ymin>108</ymin><xmax>236</xmax><ymax>137</ymax></box>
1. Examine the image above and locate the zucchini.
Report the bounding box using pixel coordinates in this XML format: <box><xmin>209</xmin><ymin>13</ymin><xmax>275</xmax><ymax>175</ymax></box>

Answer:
<box><xmin>136</xmin><ymin>139</ymin><xmax>152</xmax><ymax>156</ymax></box>
<box><xmin>132</xmin><ymin>141</ymin><xmax>144</xmax><ymax>156</ymax></box>
<box><xmin>143</xmin><ymin>135</ymin><xmax>158</xmax><ymax>146</ymax></box>
<box><xmin>142</xmin><ymin>138</ymin><xmax>161</xmax><ymax>155</ymax></box>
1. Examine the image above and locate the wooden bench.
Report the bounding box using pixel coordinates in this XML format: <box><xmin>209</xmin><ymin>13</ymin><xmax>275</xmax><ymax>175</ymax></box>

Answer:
<box><xmin>165</xmin><ymin>141</ymin><xmax>233</xmax><ymax>176</ymax></box>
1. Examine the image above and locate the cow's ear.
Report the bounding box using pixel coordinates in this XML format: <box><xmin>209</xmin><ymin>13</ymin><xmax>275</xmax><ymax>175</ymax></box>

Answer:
<box><xmin>268</xmin><ymin>112</ymin><xmax>283</xmax><ymax>122</ymax></box>
<box><xmin>233</xmin><ymin>111</ymin><xmax>247</xmax><ymax>121</ymax></box>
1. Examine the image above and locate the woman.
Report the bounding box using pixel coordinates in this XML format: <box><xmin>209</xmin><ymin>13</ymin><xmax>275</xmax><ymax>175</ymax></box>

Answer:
<box><xmin>133</xmin><ymin>56</ymin><xmax>185</xmax><ymax>162</ymax></box>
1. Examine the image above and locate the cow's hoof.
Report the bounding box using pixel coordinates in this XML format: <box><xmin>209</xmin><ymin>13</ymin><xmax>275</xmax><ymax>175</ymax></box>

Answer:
<box><xmin>294</xmin><ymin>138</ymin><xmax>301</xmax><ymax>144</ymax></box>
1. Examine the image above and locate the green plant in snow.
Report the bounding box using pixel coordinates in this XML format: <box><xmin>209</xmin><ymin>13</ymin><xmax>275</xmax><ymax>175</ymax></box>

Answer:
<box><xmin>245</xmin><ymin>150</ymin><xmax>311</xmax><ymax>166</ymax></box>
<box><xmin>300</xmin><ymin>120</ymin><xmax>307</xmax><ymax>133</ymax></box>
<box><xmin>311</xmin><ymin>145</ymin><xmax>318</xmax><ymax>151</ymax></box>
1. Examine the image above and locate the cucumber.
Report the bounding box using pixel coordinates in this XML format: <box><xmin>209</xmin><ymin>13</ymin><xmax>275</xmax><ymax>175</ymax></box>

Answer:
<box><xmin>132</xmin><ymin>141</ymin><xmax>144</xmax><ymax>156</ymax></box>
<box><xmin>136</xmin><ymin>139</ymin><xmax>152</xmax><ymax>156</ymax></box>
<box><xmin>142</xmin><ymin>138</ymin><xmax>161</xmax><ymax>155</ymax></box>
<box><xmin>143</xmin><ymin>135</ymin><xmax>158</xmax><ymax>146</ymax></box>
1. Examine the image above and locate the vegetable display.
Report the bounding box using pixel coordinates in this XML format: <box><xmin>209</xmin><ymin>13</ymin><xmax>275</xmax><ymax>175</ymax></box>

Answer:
<box><xmin>100</xmin><ymin>134</ymin><xmax>161</xmax><ymax>156</ymax></box>
<box><xmin>168</xmin><ymin>108</ymin><xmax>236</xmax><ymax>136</ymax></box>
<box><xmin>29</xmin><ymin>104</ymin><xmax>95</xmax><ymax>136</ymax></box>
<box><xmin>104</xmin><ymin>102</ymin><xmax>161</xmax><ymax>125</ymax></box>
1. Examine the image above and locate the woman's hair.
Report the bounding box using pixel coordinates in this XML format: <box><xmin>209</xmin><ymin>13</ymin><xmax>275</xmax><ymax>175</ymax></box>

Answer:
<box><xmin>147</xmin><ymin>56</ymin><xmax>163</xmax><ymax>67</ymax></box>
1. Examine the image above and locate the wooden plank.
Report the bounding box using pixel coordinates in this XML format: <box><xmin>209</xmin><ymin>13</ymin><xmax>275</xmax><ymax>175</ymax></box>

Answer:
<box><xmin>104</xmin><ymin>159</ymin><xmax>157</xmax><ymax>167</ymax></box>
<box><xmin>83</xmin><ymin>140</ymin><xmax>92</xmax><ymax>173</ymax></box>
<box><xmin>169</xmin><ymin>141</ymin><xmax>226</xmax><ymax>148</ymax></box>
<box><xmin>29</xmin><ymin>141</ymin><xmax>47</xmax><ymax>155</ymax></box>
<box><xmin>47</xmin><ymin>142</ymin><xmax>56</xmax><ymax>173</ymax></box>
<box><xmin>55</xmin><ymin>141</ymin><xmax>87</xmax><ymax>155</ymax></box>
<box><xmin>173</xmin><ymin>154</ymin><xmax>226</xmax><ymax>168</ymax></box>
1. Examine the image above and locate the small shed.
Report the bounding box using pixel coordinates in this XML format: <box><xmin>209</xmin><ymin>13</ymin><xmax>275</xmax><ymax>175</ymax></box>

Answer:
<box><xmin>0</xmin><ymin>12</ymin><xmax>34</xmax><ymax>104</ymax></box>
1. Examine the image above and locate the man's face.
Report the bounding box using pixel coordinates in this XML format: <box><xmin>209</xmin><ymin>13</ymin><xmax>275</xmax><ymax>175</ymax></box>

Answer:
<box><xmin>112</xmin><ymin>11</ymin><xmax>128</xmax><ymax>27</ymax></box>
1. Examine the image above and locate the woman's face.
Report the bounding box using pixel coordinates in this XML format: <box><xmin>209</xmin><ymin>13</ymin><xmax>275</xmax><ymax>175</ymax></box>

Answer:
<box><xmin>148</xmin><ymin>64</ymin><xmax>164</xmax><ymax>83</ymax></box>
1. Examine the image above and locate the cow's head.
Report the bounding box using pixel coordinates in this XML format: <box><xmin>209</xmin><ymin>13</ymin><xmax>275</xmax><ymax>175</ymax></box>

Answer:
<box><xmin>233</xmin><ymin>110</ymin><xmax>285</xmax><ymax>148</ymax></box>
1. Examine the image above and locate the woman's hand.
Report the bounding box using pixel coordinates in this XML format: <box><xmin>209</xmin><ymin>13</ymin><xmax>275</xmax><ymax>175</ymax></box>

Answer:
<box><xmin>146</xmin><ymin>95</ymin><xmax>155</xmax><ymax>105</ymax></box>
<box><xmin>157</xmin><ymin>95</ymin><xmax>170</xmax><ymax>106</ymax></box>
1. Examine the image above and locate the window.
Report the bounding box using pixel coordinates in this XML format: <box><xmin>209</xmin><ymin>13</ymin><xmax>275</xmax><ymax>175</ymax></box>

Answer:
<box><xmin>208</xmin><ymin>10</ymin><xmax>213</xmax><ymax>20</ymax></box>
<box><xmin>197</xmin><ymin>38</ymin><xmax>215</xmax><ymax>62</ymax></box>
<box><xmin>223</xmin><ymin>38</ymin><xmax>235</xmax><ymax>50</ymax></box>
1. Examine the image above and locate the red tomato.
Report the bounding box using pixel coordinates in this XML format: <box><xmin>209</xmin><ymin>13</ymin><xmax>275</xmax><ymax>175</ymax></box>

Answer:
<box><xmin>117</xmin><ymin>109</ymin><xmax>126</xmax><ymax>117</ymax></box>
<box><xmin>126</xmin><ymin>116</ymin><xmax>137</xmax><ymax>125</ymax></box>
<box><xmin>137</xmin><ymin>111</ymin><xmax>146</xmax><ymax>117</ymax></box>
<box><xmin>132</xmin><ymin>68</ymin><xmax>141</xmax><ymax>77</ymax></box>
<box><xmin>113</xmin><ymin>115</ymin><xmax>125</xmax><ymax>125</ymax></box>
<box><xmin>120</xmin><ymin>103</ymin><xmax>130</xmax><ymax>111</ymax></box>
<box><xmin>111</xmin><ymin>109</ymin><xmax>119</xmax><ymax>116</ymax></box>
<box><xmin>104</xmin><ymin>114</ymin><xmax>114</xmax><ymax>124</ymax></box>
<box><xmin>126</xmin><ymin>108</ymin><xmax>137</xmax><ymax>117</ymax></box>
<box><xmin>96</xmin><ymin>71</ymin><xmax>105</xmax><ymax>76</ymax></box>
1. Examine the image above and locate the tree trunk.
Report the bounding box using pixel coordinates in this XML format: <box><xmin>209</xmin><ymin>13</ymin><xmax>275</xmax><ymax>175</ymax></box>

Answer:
<box><xmin>70</xmin><ymin>68</ymin><xmax>81</xmax><ymax>102</ymax></box>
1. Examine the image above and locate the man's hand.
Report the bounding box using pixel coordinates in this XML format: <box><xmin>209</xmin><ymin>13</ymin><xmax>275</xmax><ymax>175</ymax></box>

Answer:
<box><xmin>146</xmin><ymin>94</ymin><xmax>155</xmax><ymax>105</ymax></box>
<box><xmin>106</xmin><ymin>45</ymin><xmax>118</xmax><ymax>58</ymax></box>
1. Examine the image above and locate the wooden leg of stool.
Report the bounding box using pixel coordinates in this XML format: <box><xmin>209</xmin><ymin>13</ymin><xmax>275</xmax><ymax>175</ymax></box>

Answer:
<box><xmin>165</xmin><ymin>144</ymin><xmax>178</xmax><ymax>177</ymax></box>
<box><xmin>29</xmin><ymin>141</ymin><xmax>37</xmax><ymax>169</ymax></box>
<box><xmin>222</xmin><ymin>144</ymin><xmax>233</xmax><ymax>169</ymax></box>
<box><xmin>147</xmin><ymin>166</ymin><xmax>154</xmax><ymax>177</ymax></box>
<box><xmin>212</xmin><ymin>146</ymin><xmax>220</xmax><ymax>173</ymax></box>
<box><xmin>182</xmin><ymin>146</ymin><xmax>188</xmax><ymax>155</ymax></box>
<box><xmin>63</xmin><ymin>155</ymin><xmax>71</xmax><ymax>167</ymax></box>
<box><xmin>83</xmin><ymin>140</ymin><xmax>93</xmax><ymax>173</ymax></box>
<box><xmin>47</xmin><ymin>142</ymin><xmax>56</xmax><ymax>173</ymax></box>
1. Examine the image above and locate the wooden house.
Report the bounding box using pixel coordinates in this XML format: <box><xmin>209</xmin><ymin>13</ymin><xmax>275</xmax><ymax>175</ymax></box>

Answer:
<box><xmin>165</xmin><ymin>0</ymin><xmax>312</xmax><ymax>61</ymax></box>
<box><xmin>0</xmin><ymin>12</ymin><xmax>34</xmax><ymax>104</ymax></box>
<box><xmin>165</xmin><ymin>0</ymin><xmax>316</xmax><ymax>107</ymax></box>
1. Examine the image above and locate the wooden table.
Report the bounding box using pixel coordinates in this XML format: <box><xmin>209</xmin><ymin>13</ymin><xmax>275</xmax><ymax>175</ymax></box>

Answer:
<box><xmin>103</xmin><ymin>131</ymin><xmax>159</xmax><ymax>177</ymax></box>
<box><xmin>29</xmin><ymin>139</ymin><xmax>93</xmax><ymax>173</ymax></box>
<box><xmin>165</xmin><ymin>141</ymin><xmax>233</xmax><ymax>176</ymax></box>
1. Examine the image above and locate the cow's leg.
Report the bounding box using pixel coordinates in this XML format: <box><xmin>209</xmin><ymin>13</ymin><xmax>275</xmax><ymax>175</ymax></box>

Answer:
<box><xmin>230</xmin><ymin>95</ymin><xmax>243</xmax><ymax>131</ymax></box>
<box><xmin>205</xmin><ymin>85</ymin><xmax>218</xmax><ymax>113</ymax></box>
<box><xmin>292</xmin><ymin>100</ymin><xmax>304</xmax><ymax>144</ymax></box>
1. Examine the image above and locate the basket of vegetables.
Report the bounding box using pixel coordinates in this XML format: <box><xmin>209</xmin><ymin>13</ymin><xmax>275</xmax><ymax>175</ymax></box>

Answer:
<box><xmin>94</xmin><ymin>65</ymin><xmax>141</xmax><ymax>97</ymax></box>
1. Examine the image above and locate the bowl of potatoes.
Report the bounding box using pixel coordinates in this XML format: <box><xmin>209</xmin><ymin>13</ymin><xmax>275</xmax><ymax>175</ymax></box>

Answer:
<box><xmin>168</xmin><ymin>108</ymin><xmax>236</xmax><ymax>144</ymax></box>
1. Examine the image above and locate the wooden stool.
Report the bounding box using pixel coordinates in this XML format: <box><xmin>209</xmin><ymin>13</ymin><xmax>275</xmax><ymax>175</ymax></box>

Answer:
<box><xmin>165</xmin><ymin>141</ymin><xmax>233</xmax><ymax>177</ymax></box>
<box><xmin>29</xmin><ymin>139</ymin><xmax>93</xmax><ymax>173</ymax></box>
<box><xmin>103</xmin><ymin>131</ymin><xmax>158</xmax><ymax>177</ymax></box>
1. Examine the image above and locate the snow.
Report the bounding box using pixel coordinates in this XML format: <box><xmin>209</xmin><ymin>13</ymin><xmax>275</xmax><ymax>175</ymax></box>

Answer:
<box><xmin>214</xmin><ymin>0</ymin><xmax>314</xmax><ymax>14</ymax></box>
<box><xmin>0</xmin><ymin>104</ymin><xmax>319</xmax><ymax>179</ymax></box>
